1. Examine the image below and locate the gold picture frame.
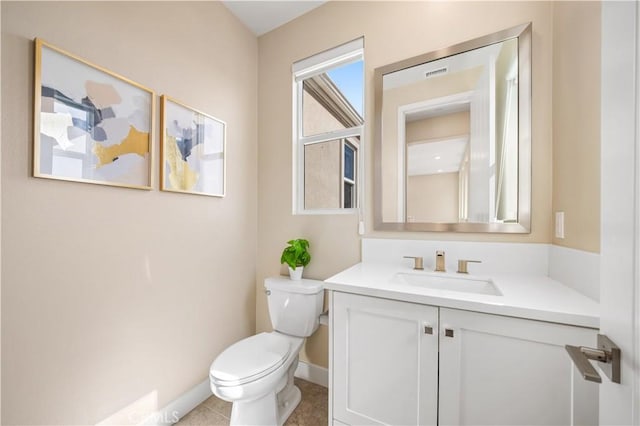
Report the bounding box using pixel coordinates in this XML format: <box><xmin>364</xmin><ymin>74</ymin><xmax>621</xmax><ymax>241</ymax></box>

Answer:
<box><xmin>33</xmin><ymin>38</ymin><xmax>155</xmax><ymax>190</ymax></box>
<box><xmin>160</xmin><ymin>95</ymin><xmax>226</xmax><ymax>197</ymax></box>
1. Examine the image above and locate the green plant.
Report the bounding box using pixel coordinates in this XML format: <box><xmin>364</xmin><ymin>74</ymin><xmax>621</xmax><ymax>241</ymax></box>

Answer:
<box><xmin>280</xmin><ymin>239</ymin><xmax>311</xmax><ymax>269</ymax></box>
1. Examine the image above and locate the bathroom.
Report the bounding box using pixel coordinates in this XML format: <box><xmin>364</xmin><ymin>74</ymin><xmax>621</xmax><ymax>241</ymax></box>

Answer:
<box><xmin>1</xmin><ymin>1</ymin><xmax>638</xmax><ymax>425</ymax></box>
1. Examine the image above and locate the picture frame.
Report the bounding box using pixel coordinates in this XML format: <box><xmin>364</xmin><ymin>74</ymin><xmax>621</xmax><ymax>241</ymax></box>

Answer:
<box><xmin>33</xmin><ymin>38</ymin><xmax>155</xmax><ymax>190</ymax></box>
<box><xmin>160</xmin><ymin>95</ymin><xmax>226</xmax><ymax>197</ymax></box>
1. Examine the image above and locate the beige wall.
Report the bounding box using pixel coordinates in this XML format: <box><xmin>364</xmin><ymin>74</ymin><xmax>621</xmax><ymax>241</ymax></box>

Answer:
<box><xmin>406</xmin><ymin>111</ymin><xmax>470</xmax><ymax>142</ymax></box>
<box><xmin>1</xmin><ymin>2</ymin><xmax>257</xmax><ymax>424</ymax></box>
<box><xmin>407</xmin><ymin>172</ymin><xmax>459</xmax><ymax>222</ymax></box>
<box><xmin>552</xmin><ymin>1</ymin><xmax>601</xmax><ymax>253</ymax></box>
<box><xmin>258</xmin><ymin>1</ymin><xmax>556</xmax><ymax>368</ymax></box>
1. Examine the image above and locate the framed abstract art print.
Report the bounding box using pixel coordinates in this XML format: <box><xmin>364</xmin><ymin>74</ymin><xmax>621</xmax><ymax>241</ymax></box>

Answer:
<box><xmin>160</xmin><ymin>95</ymin><xmax>226</xmax><ymax>197</ymax></box>
<box><xmin>33</xmin><ymin>38</ymin><xmax>155</xmax><ymax>189</ymax></box>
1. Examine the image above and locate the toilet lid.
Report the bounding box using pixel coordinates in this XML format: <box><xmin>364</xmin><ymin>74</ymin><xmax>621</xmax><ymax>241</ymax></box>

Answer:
<box><xmin>210</xmin><ymin>333</ymin><xmax>291</xmax><ymax>386</ymax></box>
<box><xmin>265</xmin><ymin>277</ymin><xmax>323</xmax><ymax>294</ymax></box>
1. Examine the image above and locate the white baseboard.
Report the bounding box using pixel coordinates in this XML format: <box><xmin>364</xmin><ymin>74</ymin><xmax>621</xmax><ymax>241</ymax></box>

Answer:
<box><xmin>141</xmin><ymin>379</ymin><xmax>211</xmax><ymax>426</ymax></box>
<box><xmin>294</xmin><ymin>360</ymin><xmax>328</xmax><ymax>388</ymax></box>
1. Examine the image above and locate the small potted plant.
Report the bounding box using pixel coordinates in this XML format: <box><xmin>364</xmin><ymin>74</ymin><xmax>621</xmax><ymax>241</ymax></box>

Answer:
<box><xmin>280</xmin><ymin>238</ymin><xmax>311</xmax><ymax>280</ymax></box>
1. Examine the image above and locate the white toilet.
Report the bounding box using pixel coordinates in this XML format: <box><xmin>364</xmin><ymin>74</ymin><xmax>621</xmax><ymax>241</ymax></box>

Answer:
<box><xmin>209</xmin><ymin>277</ymin><xmax>324</xmax><ymax>426</ymax></box>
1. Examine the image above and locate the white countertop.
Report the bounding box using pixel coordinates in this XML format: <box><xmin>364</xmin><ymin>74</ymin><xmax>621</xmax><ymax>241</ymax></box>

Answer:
<box><xmin>324</xmin><ymin>262</ymin><xmax>600</xmax><ymax>329</ymax></box>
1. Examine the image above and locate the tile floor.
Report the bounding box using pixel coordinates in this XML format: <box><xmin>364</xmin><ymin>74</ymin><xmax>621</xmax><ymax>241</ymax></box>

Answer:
<box><xmin>175</xmin><ymin>378</ymin><xmax>328</xmax><ymax>426</ymax></box>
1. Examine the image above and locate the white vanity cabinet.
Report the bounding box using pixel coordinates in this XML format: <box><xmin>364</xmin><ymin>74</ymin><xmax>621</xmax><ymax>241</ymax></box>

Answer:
<box><xmin>437</xmin><ymin>307</ymin><xmax>598</xmax><ymax>425</ymax></box>
<box><xmin>330</xmin><ymin>292</ymin><xmax>599</xmax><ymax>426</ymax></box>
<box><xmin>332</xmin><ymin>292</ymin><xmax>439</xmax><ymax>425</ymax></box>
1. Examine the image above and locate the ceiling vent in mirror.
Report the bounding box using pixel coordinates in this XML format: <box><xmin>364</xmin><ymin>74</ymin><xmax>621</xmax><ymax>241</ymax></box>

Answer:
<box><xmin>425</xmin><ymin>67</ymin><xmax>448</xmax><ymax>78</ymax></box>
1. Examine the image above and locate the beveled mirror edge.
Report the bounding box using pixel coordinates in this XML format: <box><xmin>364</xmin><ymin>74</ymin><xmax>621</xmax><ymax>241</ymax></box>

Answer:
<box><xmin>373</xmin><ymin>22</ymin><xmax>532</xmax><ymax>233</ymax></box>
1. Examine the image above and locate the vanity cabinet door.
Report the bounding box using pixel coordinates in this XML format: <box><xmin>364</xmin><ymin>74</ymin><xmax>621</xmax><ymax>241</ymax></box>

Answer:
<box><xmin>332</xmin><ymin>292</ymin><xmax>439</xmax><ymax>426</ymax></box>
<box><xmin>438</xmin><ymin>308</ymin><xmax>599</xmax><ymax>425</ymax></box>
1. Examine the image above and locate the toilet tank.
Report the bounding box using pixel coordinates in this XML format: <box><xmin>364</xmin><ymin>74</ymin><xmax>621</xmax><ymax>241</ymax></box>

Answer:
<box><xmin>265</xmin><ymin>277</ymin><xmax>324</xmax><ymax>337</ymax></box>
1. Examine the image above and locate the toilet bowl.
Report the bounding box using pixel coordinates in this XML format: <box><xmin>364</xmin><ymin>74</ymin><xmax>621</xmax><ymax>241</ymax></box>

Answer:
<box><xmin>209</xmin><ymin>277</ymin><xmax>323</xmax><ymax>425</ymax></box>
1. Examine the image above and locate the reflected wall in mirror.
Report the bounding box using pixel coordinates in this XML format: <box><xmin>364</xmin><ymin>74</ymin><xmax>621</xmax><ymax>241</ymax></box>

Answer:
<box><xmin>374</xmin><ymin>23</ymin><xmax>531</xmax><ymax>233</ymax></box>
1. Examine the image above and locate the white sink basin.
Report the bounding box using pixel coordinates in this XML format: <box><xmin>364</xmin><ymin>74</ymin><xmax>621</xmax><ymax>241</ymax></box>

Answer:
<box><xmin>397</xmin><ymin>272</ymin><xmax>502</xmax><ymax>296</ymax></box>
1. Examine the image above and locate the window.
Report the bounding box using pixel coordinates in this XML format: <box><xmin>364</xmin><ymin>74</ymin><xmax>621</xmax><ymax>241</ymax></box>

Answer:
<box><xmin>293</xmin><ymin>38</ymin><xmax>364</xmax><ymax>213</ymax></box>
<box><xmin>343</xmin><ymin>141</ymin><xmax>356</xmax><ymax>208</ymax></box>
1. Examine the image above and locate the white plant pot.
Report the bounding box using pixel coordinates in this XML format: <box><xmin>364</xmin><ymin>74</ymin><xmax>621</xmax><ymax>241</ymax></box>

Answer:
<box><xmin>288</xmin><ymin>266</ymin><xmax>304</xmax><ymax>280</ymax></box>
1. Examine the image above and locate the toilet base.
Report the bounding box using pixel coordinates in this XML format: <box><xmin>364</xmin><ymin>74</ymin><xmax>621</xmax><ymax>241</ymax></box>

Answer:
<box><xmin>230</xmin><ymin>391</ymin><xmax>278</xmax><ymax>425</ymax></box>
<box><xmin>228</xmin><ymin>356</ymin><xmax>302</xmax><ymax>426</ymax></box>
<box><xmin>228</xmin><ymin>385</ymin><xmax>301</xmax><ymax>426</ymax></box>
<box><xmin>277</xmin><ymin>384</ymin><xmax>301</xmax><ymax>425</ymax></box>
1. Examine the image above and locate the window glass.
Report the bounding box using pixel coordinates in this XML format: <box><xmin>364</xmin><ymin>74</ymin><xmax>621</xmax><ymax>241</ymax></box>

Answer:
<box><xmin>304</xmin><ymin>140</ymin><xmax>342</xmax><ymax>210</ymax></box>
<box><xmin>328</xmin><ymin>61</ymin><xmax>364</xmax><ymax>116</ymax></box>
<box><xmin>344</xmin><ymin>182</ymin><xmax>354</xmax><ymax>209</ymax></box>
<box><xmin>344</xmin><ymin>142</ymin><xmax>355</xmax><ymax>181</ymax></box>
<box><xmin>293</xmin><ymin>38</ymin><xmax>364</xmax><ymax>213</ymax></box>
<box><xmin>302</xmin><ymin>60</ymin><xmax>364</xmax><ymax>138</ymax></box>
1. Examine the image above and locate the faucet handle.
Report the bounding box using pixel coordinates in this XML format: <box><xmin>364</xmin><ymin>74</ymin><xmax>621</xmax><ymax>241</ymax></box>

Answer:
<box><xmin>403</xmin><ymin>256</ymin><xmax>424</xmax><ymax>270</ymax></box>
<box><xmin>457</xmin><ymin>259</ymin><xmax>481</xmax><ymax>274</ymax></box>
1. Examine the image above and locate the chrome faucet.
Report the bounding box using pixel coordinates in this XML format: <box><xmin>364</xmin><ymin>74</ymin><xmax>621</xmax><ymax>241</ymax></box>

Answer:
<box><xmin>403</xmin><ymin>256</ymin><xmax>424</xmax><ymax>270</ymax></box>
<box><xmin>435</xmin><ymin>251</ymin><xmax>446</xmax><ymax>272</ymax></box>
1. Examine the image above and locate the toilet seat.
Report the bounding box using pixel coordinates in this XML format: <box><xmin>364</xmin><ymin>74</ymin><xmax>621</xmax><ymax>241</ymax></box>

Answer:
<box><xmin>210</xmin><ymin>332</ymin><xmax>292</xmax><ymax>387</ymax></box>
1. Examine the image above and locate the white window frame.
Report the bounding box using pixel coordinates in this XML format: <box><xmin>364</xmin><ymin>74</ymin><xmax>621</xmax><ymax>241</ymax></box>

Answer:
<box><xmin>292</xmin><ymin>38</ymin><xmax>364</xmax><ymax>215</ymax></box>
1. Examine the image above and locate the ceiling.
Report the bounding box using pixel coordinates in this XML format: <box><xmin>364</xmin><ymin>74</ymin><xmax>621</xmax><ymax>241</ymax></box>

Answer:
<box><xmin>222</xmin><ymin>1</ymin><xmax>327</xmax><ymax>36</ymax></box>
<box><xmin>407</xmin><ymin>137</ymin><xmax>469</xmax><ymax>176</ymax></box>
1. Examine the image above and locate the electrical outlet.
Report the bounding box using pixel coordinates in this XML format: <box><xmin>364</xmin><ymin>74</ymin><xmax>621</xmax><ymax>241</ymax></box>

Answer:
<box><xmin>555</xmin><ymin>211</ymin><xmax>565</xmax><ymax>239</ymax></box>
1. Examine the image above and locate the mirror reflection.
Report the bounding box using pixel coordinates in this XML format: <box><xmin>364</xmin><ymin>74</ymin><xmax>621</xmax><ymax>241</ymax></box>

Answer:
<box><xmin>375</xmin><ymin>23</ymin><xmax>531</xmax><ymax>232</ymax></box>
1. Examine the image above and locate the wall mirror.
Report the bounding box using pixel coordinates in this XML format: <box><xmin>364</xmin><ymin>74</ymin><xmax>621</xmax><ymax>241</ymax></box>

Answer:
<box><xmin>374</xmin><ymin>23</ymin><xmax>531</xmax><ymax>232</ymax></box>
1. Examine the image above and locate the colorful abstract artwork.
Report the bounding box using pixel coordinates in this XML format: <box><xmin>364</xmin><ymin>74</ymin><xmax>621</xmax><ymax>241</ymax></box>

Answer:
<box><xmin>33</xmin><ymin>39</ymin><xmax>154</xmax><ymax>189</ymax></box>
<box><xmin>160</xmin><ymin>96</ymin><xmax>226</xmax><ymax>197</ymax></box>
